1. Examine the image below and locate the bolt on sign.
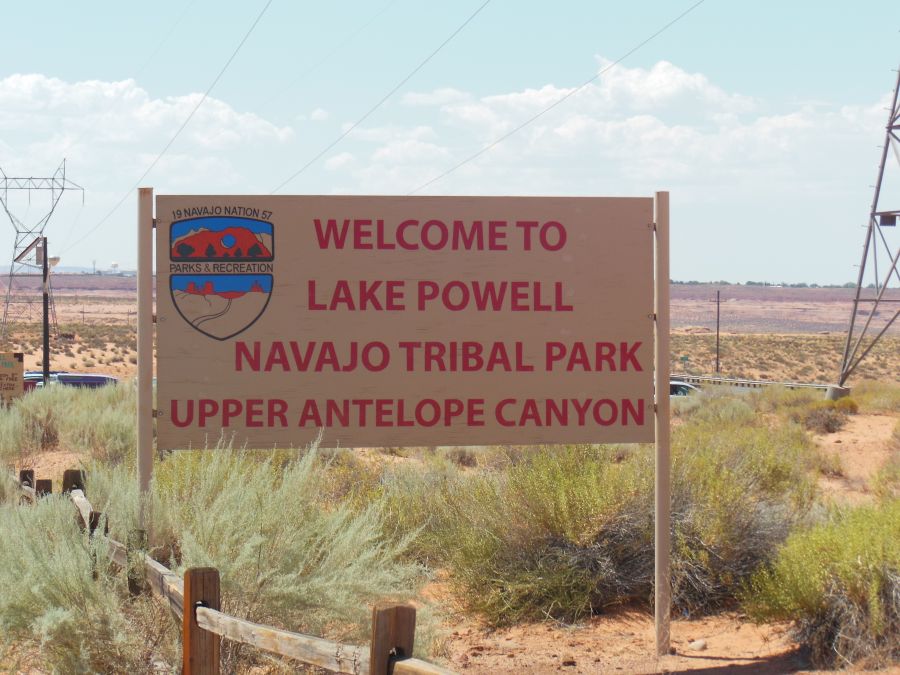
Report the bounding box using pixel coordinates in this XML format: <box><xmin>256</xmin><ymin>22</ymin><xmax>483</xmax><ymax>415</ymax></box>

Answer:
<box><xmin>0</xmin><ymin>352</ymin><xmax>24</xmax><ymax>406</ymax></box>
<box><xmin>154</xmin><ymin>196</ymin><xmax>655</xmax><ymax>449</ymax></box>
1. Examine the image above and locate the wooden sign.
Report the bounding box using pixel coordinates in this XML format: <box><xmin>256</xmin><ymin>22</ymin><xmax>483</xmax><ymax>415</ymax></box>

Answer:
<box><xmin>0</xmin><ymin>352</ymin><xmax>24</xmax><ymax>405</ymax></box>
<box><xmin>154</xmin><ymin>196</ymin><xmax>655</xmax><ymax>449</ymax></box>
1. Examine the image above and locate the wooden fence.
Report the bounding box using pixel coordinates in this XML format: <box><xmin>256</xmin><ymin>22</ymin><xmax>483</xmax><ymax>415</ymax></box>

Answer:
<box><xmin>12</xmin><ymin>469</ymin><xmax>454</xmax><ymax>675</ymax></box>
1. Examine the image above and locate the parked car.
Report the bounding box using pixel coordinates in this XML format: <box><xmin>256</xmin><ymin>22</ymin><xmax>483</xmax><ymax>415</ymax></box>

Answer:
<box><xmin>30</xmin><ymin>371</ymin><xmax>119</xmax><ymax>389</ymax></box>
<box><xmin>670</xmin><ymin>380</ymin><xmax>701</xmax><ymax>397</ymax></box>
<box><xmin>23</xmin><ymin>371</ymin><xmax>62</xmax><ymax>392</ymax></box>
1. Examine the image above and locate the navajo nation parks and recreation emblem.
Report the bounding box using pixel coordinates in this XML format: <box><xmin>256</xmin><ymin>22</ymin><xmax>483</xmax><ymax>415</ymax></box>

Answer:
<box><xmin>169</xmin><ymin>215</ymin><xmax>274</xmax><ymax>340</ymax></box>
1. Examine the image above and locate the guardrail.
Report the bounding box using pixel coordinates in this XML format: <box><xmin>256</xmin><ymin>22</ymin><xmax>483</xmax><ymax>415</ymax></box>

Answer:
<box><xmin>10</xmin><ymin>470</ymin><xmax>454</xmax><ymax>675</ymax></box>
<box><xmin>674</xmin><ymin>375</ymin><xmax>831</xmax><ymax>391</ymax></box>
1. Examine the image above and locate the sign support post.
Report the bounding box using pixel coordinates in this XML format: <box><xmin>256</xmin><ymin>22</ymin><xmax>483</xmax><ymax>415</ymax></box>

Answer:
<box><xmin>137</xmin><ymin>187</ymin><xmax>154</xmax><ymax>527</ymax></box>
<box><xmin>41</xmin><ymin>237</ymin><xmax>50</xmax><ymax>385</ymax></box>
<box><xmin>654</xmin><ymin>191</ymin><xmax>671</xmax><ymax>656</ymax></box>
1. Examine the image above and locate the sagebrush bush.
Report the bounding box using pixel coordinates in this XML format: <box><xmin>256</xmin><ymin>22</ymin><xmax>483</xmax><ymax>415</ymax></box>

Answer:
<box><xmin>0</xmin><ymin>383</ymin><xmax>135</xmax><ymax>465</ymax></box>
<box><xmin>744</xmin><ymin>499</ymin><xmax>900</xmax><ymax>669</ymax></box>
<box><xmin>381</xmin><ymin>401</ymin><xmax>819</xmax><ymax>625</ymax></box>
<box><xmin>87</xmin><ymin>445</ymin><xmax>432</xmax><ymax>671</ymax></box>
<box><xmin>0</xmin><ymin>498</ymin><xmax>148</xmax><ymax>672</ymax></box>
<box><xmin>852</xmin><ymin>381</ymin><xmax>900</xmax><ymax>413</ymax></box>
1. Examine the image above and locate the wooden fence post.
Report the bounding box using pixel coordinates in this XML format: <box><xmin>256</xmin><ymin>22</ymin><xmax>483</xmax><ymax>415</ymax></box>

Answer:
<box><xmin>87</xmin><ymin>512</ymin><xmax>107</xmax><ymax>536</ymax></box>
<box><xmin>126</xmin><ymin>529</ymin><xmax>148</xmax><ymax>596</ymax></box>
<box><xmin>183</xmin><ymin>567</ymin><xmax>221</xmax><ymax>675</ymax></box>
<box><xmin>62</xmin><ymin>469</ymin><xmax>85</xmax><ymax>493</ymax></box>
<box><xmin>35</xmin><ymin>479</ymin><xmax>52</xmax><ymax>497</ymax></box>
<box><xmin>370</xmin><ymin>604</ymin><xmax>416</xmax><ymax>675</ymax></box>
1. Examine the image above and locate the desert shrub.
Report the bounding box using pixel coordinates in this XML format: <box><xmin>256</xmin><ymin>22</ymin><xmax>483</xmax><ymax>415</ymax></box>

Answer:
<box><xmin>0</xmin><ymin>498</ymin><xmax>150</xmax><ymax>672</ymax></box>
<box><xmin>445</xmin><ymin>447</ymin><xmax>477</xmax><ymax>468</ymax></box>
<box><xmin>680</xmin><ymin>392</ymin><xmax>756</xmax><ymax>426</ymax></box>
<box><xmin>801</xmin><ymin>406</ymin><xmax>847</xmax><ymax>434</ymax></box>
<box><xmin>832</xmin><ymin>396</ymin><xmax>859</xmax><ymax>415</ymax></box>
<box><xmin>56</xmin><ymin>383</ymin><xmax>135</xmax><ymax>465</ymax></box>
<box><xmin>376</xmin><ymin>458</ymin><xmax>464</xmax><ymax>565</ymax></box>
<box><xmin>0</xmin><ymin>384</ymin><xmax>135</xmax><ymax>465</ymax></box>
<box><xmin>871</xmin><ymin>422</ymin><xmax>900</xmax><ymax>502</ymax></box>
<box><xmin>753</xmin><ymin>386</ymin><xmax>820</xmax><ymax>414</ymax></box>
<box><xmin>873</xmin><ymin>455</ymin><xmax>900</xmax><ymax>502</ymax></box>
<box><xmin>852</xmin><ymin>381</ymin><xmax>900</xmax><ymax>413</ymax></box>
<box><xmin>744</xmin><ymin>499</ymin><xmax>900</xmax><ymax>669</ymax></box>
<box><xmin>87</xmin><ymin>445</ymin><xmax>432</xmax><ymax>671</ymax></box>
<box><xmin>0</xmin><ymin>474</ymin><xmax>16</xmax><ymax>504</ymax></box>
<box><xmin>397</xmin><ymin>410</ymin><xmax>817</xmax><ymax>625</ymax></box>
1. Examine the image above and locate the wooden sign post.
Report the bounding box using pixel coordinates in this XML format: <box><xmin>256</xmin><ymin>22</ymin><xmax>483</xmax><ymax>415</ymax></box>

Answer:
<box><xmin>136</xmin><ymin>190</ymin><xmax>672</xmax><ymax>655</ymax></box>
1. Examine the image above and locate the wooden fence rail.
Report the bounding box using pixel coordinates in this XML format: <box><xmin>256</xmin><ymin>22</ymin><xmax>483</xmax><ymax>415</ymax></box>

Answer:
<box><xmin>9</xmin><ymin>471</ymin><xmax>454</xmax><ymax>675</ymax></box>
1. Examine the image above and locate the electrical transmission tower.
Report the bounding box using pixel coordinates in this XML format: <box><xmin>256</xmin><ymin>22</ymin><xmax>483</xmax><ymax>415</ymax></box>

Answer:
<box><xmin>838</xmin><ymin>66</ymin><xmax>900</xmax><ymax>386</ymax></box>
<box><xmin>0</xmin><ymin>159</ymin><xmax>83</xmax><ymax>339</ymax></box>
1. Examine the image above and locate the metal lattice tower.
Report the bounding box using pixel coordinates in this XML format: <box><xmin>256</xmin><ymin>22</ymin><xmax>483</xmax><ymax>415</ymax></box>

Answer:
<box><xmin>838</xmin><ymin>66</ymin><xmax>900</xmax><ymax>385</ymax></box>
<box><xmin>0</xmin><ymin>159</ymin><xmax>83</xmax><ymax>339</ymax></box>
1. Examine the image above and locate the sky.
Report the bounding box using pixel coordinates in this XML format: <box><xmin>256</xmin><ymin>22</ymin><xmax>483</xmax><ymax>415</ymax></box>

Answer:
<box><xmin>0</xmin><ymin>0</ymin><xmax>898</xmax><ymax>283</ymax></box>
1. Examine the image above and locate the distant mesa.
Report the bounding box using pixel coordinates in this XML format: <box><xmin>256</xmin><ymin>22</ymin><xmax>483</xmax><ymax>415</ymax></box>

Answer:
<box><xmin>172</xmin><ymin>226</ymin><xmax>272</xmax><ymax>260</ymax></box>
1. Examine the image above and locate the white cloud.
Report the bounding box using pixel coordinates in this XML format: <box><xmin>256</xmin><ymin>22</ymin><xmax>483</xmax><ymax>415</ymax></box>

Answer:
<box><xmin>0</xmin><ymin>74</ymin><xmax>293</xmax><ymax>168</ymax></box>
<box><xmin>325</xmin><ymin>152</ymin><xmax>355</xmax><ymax>171</ymax></box>
<box><xmin>310</xmin><ymin>107</ymin><xmax>329</xmax><ymax>121</ymax></box>
<box><xmin>402</xmin><ymin>87</ymin><xmax>470</xmax><ymax>106</ymax></box>
<box><xmin>313</xmin><ymin>60</ymin><xmax>893</xmax><ymax>283</ymax></box>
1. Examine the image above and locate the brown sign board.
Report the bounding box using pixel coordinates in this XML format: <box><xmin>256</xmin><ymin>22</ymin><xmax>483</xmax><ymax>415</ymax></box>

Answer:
<box><xmin>0</xmin><ymin>352</ymin><xmax>24</xmax><ymax>406</ymax></box>
<box><xmin>155</xmin><ymin>195</ymin><xmax>655</xmax><ymax>449</ymax></box>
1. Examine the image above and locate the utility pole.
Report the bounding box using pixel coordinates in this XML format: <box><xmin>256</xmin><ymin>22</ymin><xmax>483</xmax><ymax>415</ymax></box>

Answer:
<box><xmin>41</xmin><ymin>237</ymin><xmax>50</xmax><ymax>385</ymax></box>
<box><xmin>715</xmin><ymin>290</ymin><xmax>721</xmax><ymax>373</ymax></box>
<box><xmin>838</xmin><ymin>65</ymin><xmax>900</xmax><ymax>387</ymax></box>
<box><xmin>0</xmin><ymin>160</ymin><xmax>82</xmax><ymax>339</ymax></box>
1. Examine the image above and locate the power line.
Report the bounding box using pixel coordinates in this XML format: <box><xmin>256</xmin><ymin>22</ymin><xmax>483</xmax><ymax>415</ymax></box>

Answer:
<box><xmin>133</xmin><ymin>0</ymin><xmax>200</xmax><ymax>81</ymax></box>
<box><xmin>266</xmin><ymin>0</ymin><xmax>399</xmax><ymax>110</ymax></box>
<box><xmin>200</xmin><ymin>0</ymin><xmax>399</xmax><ymax>150</ymax></box>
<box><xmin>57</xmin><ymin>0</ymin><xmax>201</xmax><ymax>161</ymax></box>
<box><xmin>408</xmin><ymin>0</ymin><xmax>707</xmax><ymax>195</ymax></box>
<box><xmin>61</xmin><ymin>0</ymin><xmax>274</xmax><ymax>255</ymax></box>
<box><xmin>271</xmin><ymin>0</ymin><xmax>492</xmax><ymax>194</ymax></box>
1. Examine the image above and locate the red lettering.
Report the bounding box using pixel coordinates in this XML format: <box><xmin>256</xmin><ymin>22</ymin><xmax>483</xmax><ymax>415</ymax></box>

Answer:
<box><xmin>515</xmin><ymin>220</ymin><xmax>539</xmax><ymax>249</ymax></box>
<box><xmin>353</xmin><ymin>219</ymin><xmax>373</xmax><ymax>249</ymax></box>
<box><xmin>222</xmin><ymin>399</ymin><xmax>242</xmax><ymax>427</ymax></box>
<box><xmin>246</xmin><ymin>399</ymin><xmax>264</xmax><ymax>427</ymax></box>
<box><xmin>418</xmin><ymin>281</ymin><xmax>439</xmax><ymax>310</ymax></box>
<box><xmin>198</xmin><ymin>399</ymin><xmax>219</xmax><ymax>427</ymax></box>
<box><xmin>313</xmin><ymin>218</ymin><xmax>351</xmax><ymax>249</ymax></box>
<box><xmin>540</xmin><ymin>221</ymin><xmax>566</xmax><ymax>251</ymax></box>
<box><xmin>298</xmin><ymin>399</ymin><xmax>323</xmax><ymax>427</ymax></box>
<box><xmin>171</xmin><ymin>399</ymin><xmax>193</xmax><ymax>427</ymax></box>
<box><xmin>620</xmin><ymin>341</ymin><xmax>643</xmax><ymax>371</ymax></box>
<box><xmin>235</xmin><ymin>341</ymin><xmax>259</xmax><ymax>371</ymax></box>
<box><xmin>496</xmin><ymin>398</ymin><xmax>516</xmax><ymax>427</ymax></box>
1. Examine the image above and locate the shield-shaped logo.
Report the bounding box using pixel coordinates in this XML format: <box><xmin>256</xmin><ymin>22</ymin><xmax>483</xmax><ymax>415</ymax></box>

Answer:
<box><xmin>169</xmin><ymin>216</ymin><xmax>274</xmax><ymax>340</ymax></box>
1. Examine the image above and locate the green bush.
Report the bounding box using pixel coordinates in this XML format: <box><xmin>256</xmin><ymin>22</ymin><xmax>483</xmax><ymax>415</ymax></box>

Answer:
<box><xmin>0</xmin><ymin>384</ymin><xmax>135</xmax><ymax>465</ymax></box>
<box><xmin>744</xmin><ymin>500</ymin><xmax>900</xmax><ymax>669</ymax></box>
<box><xmin>852</xmin><ymin>381</ymin><xmax>900</xmax><ymax>413</ymax></box>
<box><xmin>0</xmin><ymin>497</ymin><xmax>153</xmax><ymax>672</ymax></box>
<box><xmin>384</xmin><ymin>406</ymin><xmax>819</xmax><ymax>625</ymax></box>
<box><xmin>87</xmin><ymin>445</ymin><xmax>432</xmax><ymax>671</ymax></box>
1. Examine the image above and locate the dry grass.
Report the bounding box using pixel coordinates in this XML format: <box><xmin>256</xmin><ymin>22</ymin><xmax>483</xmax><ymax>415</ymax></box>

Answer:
<box><xmin>671</xmin><ymin>333</ymin><xmax>900</xmax><ymax>383</ymax></box>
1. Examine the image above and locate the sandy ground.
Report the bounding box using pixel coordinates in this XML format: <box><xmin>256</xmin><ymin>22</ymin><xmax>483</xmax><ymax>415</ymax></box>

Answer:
<box><xmin>444</xmin><ymin>611</ymin><xmax>803</xmax><ymax>674</ymax></box>
<box><xmin>816</xmin><ymin>414</ymin><xmax>898</xmax><ymax>505</ymax></box>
